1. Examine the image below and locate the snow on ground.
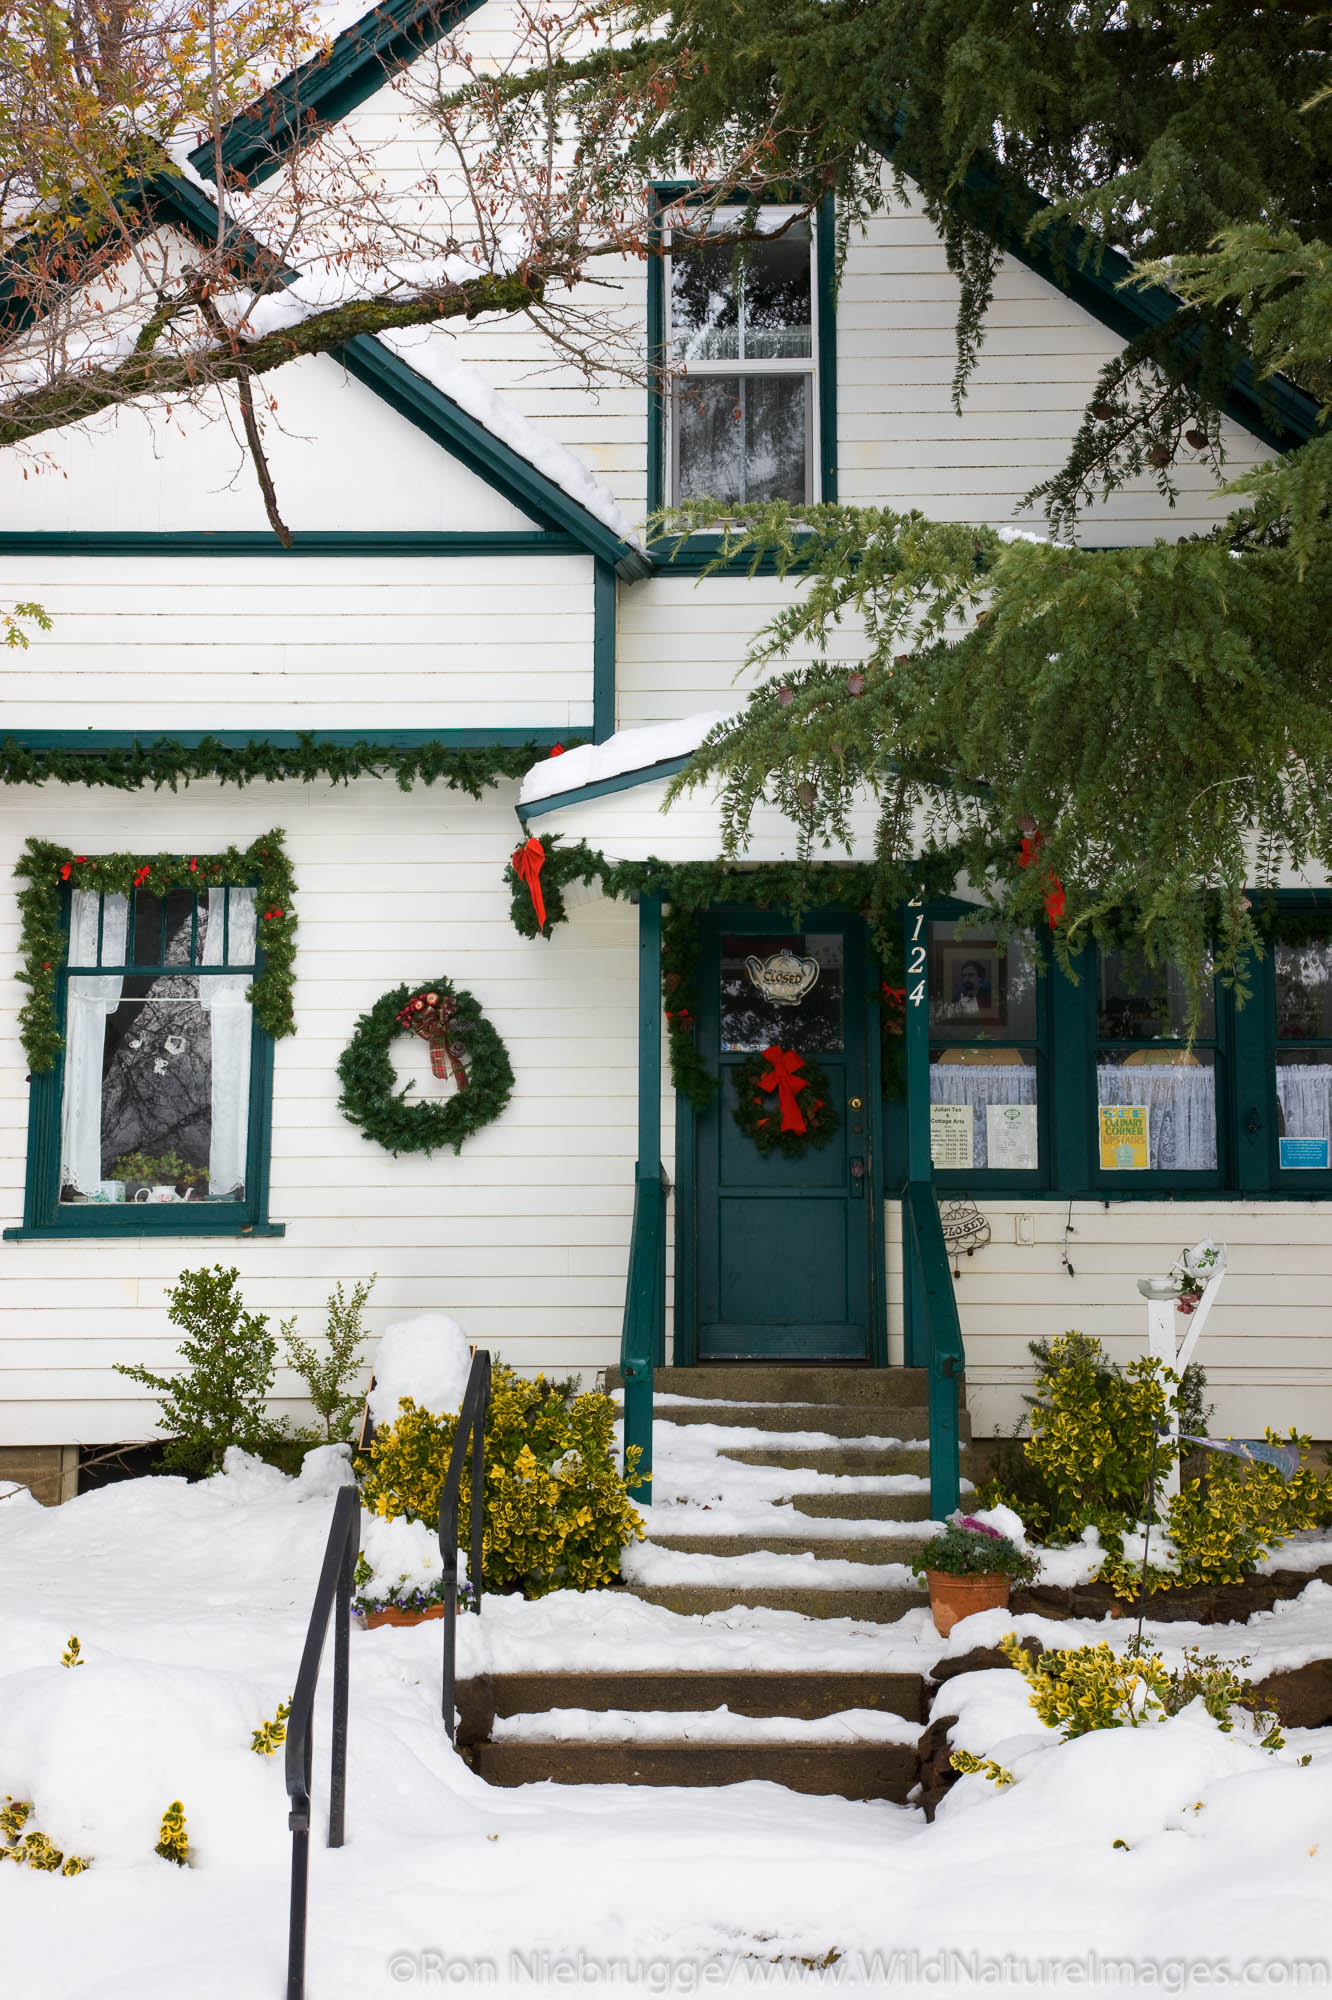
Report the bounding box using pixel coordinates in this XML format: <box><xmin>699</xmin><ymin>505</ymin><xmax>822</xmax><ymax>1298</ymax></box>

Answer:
<box><xmin>3</xmin><ymin>1453</ymin><xmax>1332</xmax><ymax>1999</ymax></box>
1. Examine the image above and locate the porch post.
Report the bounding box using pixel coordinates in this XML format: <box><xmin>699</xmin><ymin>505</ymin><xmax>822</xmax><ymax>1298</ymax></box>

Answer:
<box><xmin>903</xmin><ymin>898</ymin><xmax>931</xmax><ymax>1365</ymax></box>
<box><xmin>621</xmin><ymin>892</ymin><xmax>663</xmax><ymax>1492</ymax></box>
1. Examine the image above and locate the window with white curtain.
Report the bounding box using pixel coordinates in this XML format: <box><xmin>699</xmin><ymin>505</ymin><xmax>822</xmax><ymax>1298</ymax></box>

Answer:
<box><xmin>1274</xmin><ymin>938</ymin><xmax>1332</xmax><ymax>1172</ymax></box>
<box><xmin>1095</xmin><ymin>948</ymin><xmax>1220</xmax><ymax>1174</ymax></box>
<box><xmin>665</xmin><ymin>211</ymin><xmax>817</xmax><ymax>506</ymax></box>
<box><xmin>58</xmin><ymin>884</ymin><xmax>259</xmax><ymax>1212</ymax></box>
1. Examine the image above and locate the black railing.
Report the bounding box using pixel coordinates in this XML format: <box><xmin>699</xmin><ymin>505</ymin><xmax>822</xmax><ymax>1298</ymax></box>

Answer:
<box><xmin>439</xmin><ymin>1348</ymin><xmax>491</xmax><ymax>1743</ymax></box>
<box><xmin>285</xmin><ymin>1481</ymin><xmax>359</xmax><ymax>2000</ymax></box>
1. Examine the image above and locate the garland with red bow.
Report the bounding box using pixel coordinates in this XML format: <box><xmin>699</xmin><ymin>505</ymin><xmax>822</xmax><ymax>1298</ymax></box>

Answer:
<box><xmin>730</xmin><ymin>1045</ymin><xmax>840</xmax><ymax>1159</ymax></box>
<box><xmin>336</xmin><ymin>976</ymin><xmax>514</xmax><ymax>1157</ymax></box>
<box><xmin>14</xmin><ymin>830</ymin><xmax>297</xmax><ymax>1073</ymax></box>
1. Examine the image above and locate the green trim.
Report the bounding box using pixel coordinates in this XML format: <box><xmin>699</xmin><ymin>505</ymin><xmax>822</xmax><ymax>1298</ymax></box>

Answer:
<box><xmin>188</xmin><ymin>0</ymin><xmax>488</xmax><ymax>189</ymax></box>
<box><xmin>644</xmin><ymin>185</ymin><xmax>839</xmax><ymax>538</ymax></box>
<box><xmin>149</xmin><ymin>178</ymin><xmax>651</xmax><ymax>582</ymax></box>
<box><xmin>593</xmin><ymin>560</ymin><xmax>617</xmax><ymax>744</ymax></box>
<box><xmin>8</xmin><ymin>728</ymin><xmax>571</xmax><ymax>749</ymax></box>
<box><xmin>516</xmin><ymin>753</ymin><xmax>693</xmax><ymax>821</ymax></box>
<box><xmin>672</xmin><ymin>1087</ymin><xmax>698</xmax><ymax>1366</ymax></box>
<box><xmin>871</xmin><ymin>115</ymin><xmax>1319</xmax><ymax>452</ymax></box>
<box><xmin>4</xmin><ymin>1222</ymin><xmax>287</xmax><ymax>1239</ymax></box>
<box><xmin>622</xmin><ymin>893</ymin><xmax>665</xmax><ymax>1483</ymax></box>
<box><xmin>0</xmin><ymin>532</ymin><xmax>581</xmax><ymax>558</ymax></box>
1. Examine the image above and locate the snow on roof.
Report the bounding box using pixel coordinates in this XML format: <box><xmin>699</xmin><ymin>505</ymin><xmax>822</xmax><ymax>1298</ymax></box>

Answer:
<box><xmin>380</xmin><ymin>326</ymin><xmax>636</xmax><ymax>543</ymax></box>
<box><xmin>519</xmin><ymin>711</ymin><xmax>738</xmax><ymax>807</ymax></box>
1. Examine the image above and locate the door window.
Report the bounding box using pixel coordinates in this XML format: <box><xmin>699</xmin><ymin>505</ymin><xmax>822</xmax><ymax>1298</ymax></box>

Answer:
<box><xmin>720</xmin><ymin>931</ymin><xmax>844</xmax><ymax>1052</ymax></box>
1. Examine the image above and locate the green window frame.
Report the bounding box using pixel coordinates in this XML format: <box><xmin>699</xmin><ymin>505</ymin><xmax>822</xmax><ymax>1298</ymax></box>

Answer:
<box><xmin>925</xmin><ymin>904</ymin><xmax>1052</xmax><ymax>1194</ymax></box>
<box><xmin>8</xmin><ymin>881</ymin><xmax>281</xmax><ymax>1240</ymax></box>
<box><xmin>646</xmin><ymin>188</ymin><xmax>838</xmax><ymax>543</ymax></box>
<box><xmin>1088</xmin><ymin>945</ymin><xmax>1229</xmax><ymax>1192</ymax></box>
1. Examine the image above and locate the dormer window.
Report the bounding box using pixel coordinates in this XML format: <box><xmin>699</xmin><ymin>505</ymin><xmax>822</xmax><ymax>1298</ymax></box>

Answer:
<box><xmin>665</xmin><ymin>212</ymin><xmax>818</xmax><ymax>507</ymax></box>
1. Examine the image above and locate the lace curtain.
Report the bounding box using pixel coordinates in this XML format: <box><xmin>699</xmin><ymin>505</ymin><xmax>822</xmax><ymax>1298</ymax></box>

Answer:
<box><xmin>929</xmin><ymin>1064</ymin><xmax>1036</xmax><ymax>1170</ymax></box>
<box><xmin>59</xmin><ymin>891</ymin><xmax>128</xmax><ymax>1197</ymax></box>
<box><xmin>1276</xmin><ymin>1065</ymin><xmax>1332</xmax><ymax>1142</ymax></box>
<box><xmin>1096</xmin><ymin>1064</ymin><xmax>1216</xmax><ymax>1171</ymax></box>
<box><xmin>200</xmin><ymin>888</ymin><xmax>257</xmax><ymax>1197</ymax></box>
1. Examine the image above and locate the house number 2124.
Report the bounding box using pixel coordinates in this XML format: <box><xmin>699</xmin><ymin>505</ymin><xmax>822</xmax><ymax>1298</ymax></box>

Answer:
<box><xmin>907</xmin><ymin>899</ymin><xmax>926</xmax><ymax>1005</ymax></box>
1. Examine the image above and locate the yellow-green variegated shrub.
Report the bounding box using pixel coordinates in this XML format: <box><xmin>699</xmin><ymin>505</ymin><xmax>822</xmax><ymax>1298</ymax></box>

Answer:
<box><xmin>358</xmin><ymin>1366</ymin><xmax>644</xmax><ymax>1599</ymax></box>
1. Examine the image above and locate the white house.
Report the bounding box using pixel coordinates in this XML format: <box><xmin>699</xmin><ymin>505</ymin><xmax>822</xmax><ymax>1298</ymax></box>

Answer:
<box><xmin>1</xmin><ymin>0</ymin><xmax>1328</xmax><ymax>1509</ymax></box>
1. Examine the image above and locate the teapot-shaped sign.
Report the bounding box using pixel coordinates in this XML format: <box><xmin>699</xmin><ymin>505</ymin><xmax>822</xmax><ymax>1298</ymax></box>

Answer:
<box><xmin>744</xmin><ymin>947</ymin><xmax>820</xmax><ymax>1007</ymax></box>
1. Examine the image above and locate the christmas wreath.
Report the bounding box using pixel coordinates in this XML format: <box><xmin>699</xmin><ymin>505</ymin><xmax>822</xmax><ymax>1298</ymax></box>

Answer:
<box><xmin>731</xmin><ymin>1045</ymin><xmax>840</xmax><ymax>1159</ymax></box>
<box><xmin>337</xmin><ymin>978</ymin><xmax>514</xmax><ymax>1157</ymax></box>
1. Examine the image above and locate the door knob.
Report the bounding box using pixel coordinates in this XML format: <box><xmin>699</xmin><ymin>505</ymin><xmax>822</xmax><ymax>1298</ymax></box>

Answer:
<box><xmin>850</xmin><ymin>1156</ymin><xmax>866</xmax><ymax>1198</ymax></box>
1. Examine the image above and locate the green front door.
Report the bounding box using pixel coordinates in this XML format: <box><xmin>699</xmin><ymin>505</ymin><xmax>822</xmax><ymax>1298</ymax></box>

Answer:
<box><xmin>695</xmin><ymin>909</ymin><xmax>875</xmax><ymax>1360</ymax></box>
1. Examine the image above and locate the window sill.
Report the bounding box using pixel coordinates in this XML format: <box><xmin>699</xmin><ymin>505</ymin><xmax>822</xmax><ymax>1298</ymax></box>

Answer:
<box><xmin>4</xmin><ymin>1220</ymin><xmax>286</xmax><ymax>1240</ymax></box>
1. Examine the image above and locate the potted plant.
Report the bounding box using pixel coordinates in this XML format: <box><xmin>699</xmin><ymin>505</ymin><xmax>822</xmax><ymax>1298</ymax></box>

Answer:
<box><xmin>352</xmin><ymin>1560</ymin><xmax>475</xmax><ymax>1630</ymax></box>
<box><xmin>111</xmin><ymin>1149</ymin><xmax>208</xmax><ymax>1202</ymax></box>
<box><xmin>911</xmin><ymin>1514</ymin><xmax>1039</xmax><ymax>1636</ymax></box>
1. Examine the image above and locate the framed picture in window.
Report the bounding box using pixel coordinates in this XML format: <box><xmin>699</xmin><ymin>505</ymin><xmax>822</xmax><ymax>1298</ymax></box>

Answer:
<box><xmin>934</xmin><ymin>942</ymin><xmax>1006</xmax><ymax>1029</ymax></box>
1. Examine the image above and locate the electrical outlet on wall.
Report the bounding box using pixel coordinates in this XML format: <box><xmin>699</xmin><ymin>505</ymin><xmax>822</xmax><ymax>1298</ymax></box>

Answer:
<box><xmin>1014</xmin><ymin>1214</ymin><xmax>1037</xmax><ymax>1246</ymax></box>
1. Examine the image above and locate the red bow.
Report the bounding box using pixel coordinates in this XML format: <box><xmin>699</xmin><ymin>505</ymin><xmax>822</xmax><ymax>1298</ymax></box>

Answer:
<box><xmin>511</xmin><ymin>836</ymin><xmax>547</xmax><ymax>930</ymax></box>
<box><xmin>758</xmin><ymin>1045</ymin><xmax>810</xmax><ymax>1134</ymax></box>
<box><xmin>1018</xmin><ymin>829</ymin><xmax>1066</xmax><ymax>929</ymax></box>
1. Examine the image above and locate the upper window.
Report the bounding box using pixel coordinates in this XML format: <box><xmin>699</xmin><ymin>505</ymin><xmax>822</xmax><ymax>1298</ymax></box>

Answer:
<box><xmin>665</xmin><ymin>212</ymin><xmax>818</xmax><ymax>508</ymax></box>
<box><xmin>19</xmin><ymin>882</ymin><xmax>276</xmax><ymax>1235</ymax></box>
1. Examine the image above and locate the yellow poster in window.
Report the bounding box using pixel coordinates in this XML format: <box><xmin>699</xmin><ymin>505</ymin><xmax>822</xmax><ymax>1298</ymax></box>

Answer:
<box><xmin>1099</xmin><ymin>1104</ymin><xmax>1150</xmax><ymax>1171</ymax></box>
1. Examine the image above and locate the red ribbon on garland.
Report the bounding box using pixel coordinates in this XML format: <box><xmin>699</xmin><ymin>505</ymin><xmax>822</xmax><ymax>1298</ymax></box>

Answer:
<box><xmin>511</xmin><ymin>836</ymin><xmax>547</xmax><ymax>930</ymax></box>
<box><xmin>1018</xmin><ymin>831</ymin><xmax>1066</xmax><ymax>929</ymax></box>
<box><xmin>758</xmin><ymin>1045</ymin><xmax>811</xmax><ymax>1134</ymax></box>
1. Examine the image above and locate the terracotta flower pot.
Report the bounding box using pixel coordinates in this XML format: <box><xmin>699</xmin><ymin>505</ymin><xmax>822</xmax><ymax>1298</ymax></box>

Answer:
<box><xmin>925</xmin><ymin>1569</ymin><xmax>1011</xmax><ymax>1638</ymax></box>
<box><xmin>360</xmin><ymin>1603</ymin><xmax>445</xmax><ymax>1630</ymax></box>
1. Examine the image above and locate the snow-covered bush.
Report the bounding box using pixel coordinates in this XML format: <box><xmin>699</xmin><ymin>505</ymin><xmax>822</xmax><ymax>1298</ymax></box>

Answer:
<box><xmin>359</xmin><ymin>1365</ymin><xmax>645</xmax><ymax>1599</ymax></box>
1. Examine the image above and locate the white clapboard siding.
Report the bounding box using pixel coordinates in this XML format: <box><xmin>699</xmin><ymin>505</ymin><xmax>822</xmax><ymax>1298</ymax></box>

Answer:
<box><xmin>0</xmin><ymin>778</ymin><xmax>642</xmax><ymax>1444</ymax></box>
<box><xmin>0</xmin><ymin>555</ymin><xmax>594</xmax><ymax>730</ymax></box>
<box><xmin>880</xmin><ymin>1200</ymin><xmax>1332</xmax><ymax>1439</ymax></box>
<box><xmin>0</xmin><ymin>351</ymin><xmax>539</xmax><ymax>535</ymax></box>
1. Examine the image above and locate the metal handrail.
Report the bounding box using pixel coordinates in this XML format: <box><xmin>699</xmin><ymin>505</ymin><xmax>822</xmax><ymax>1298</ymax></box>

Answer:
<box><xmin>619</xmin><ymin>1169</ymin><xmax>664</xmax><ymax>1492</ymax></box>
<box><xmin>439</xmin><ymin>1348</ymin><xmax>491</xmax><ymax>1744</ymax></box>
<box><xmin>904</xmin><ymin>1180</ymin><xmax>965</xmax><ymax>1518</ymax></box>
<box><xmin>284</xmin><ymin>1480</ymin><xmax>359</xmax><ymax>2000</ymax></box>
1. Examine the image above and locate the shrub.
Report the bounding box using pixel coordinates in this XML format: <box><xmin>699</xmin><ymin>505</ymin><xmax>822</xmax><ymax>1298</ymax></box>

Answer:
<box><xmin>155</xmin><ymin>1802</ymin><xmax>189</xmax><ymax>1866</ymax></box>
<box><xmin>1101</xmin><ymin>1429</ymin><xmax>1331</xmax><ymax>1597</ymax></box>
<box><xmin>910</xmin><ymin>1515</ymin><xmax>1038</xmax><ymax>1582</ymax></box>
<box><xmin>358</xmin><ymin>1364</ymin><xmax>645</xmax><ymax>1598</ymax></box>
<box><xmin>114</xmin><ymin>1266</ymin><xmax>278</xmax><ymax>1476</ymax></box>
<box><xmin>1</xmin><ymin>1798</ymin><xmax>91</xmax><ymax>1874</ymax></box>
<box><xmin>1001</xmin><ymin>1632</ymin><xmax>1283</xmax><ymax>1747</ymax></box>
<box><xmin>251</xmin><ymin>1700</ymin><xmax>291</xmax><ymax>1756</ymax></box>
<box><xmin>282</xmin><ymin>1276</ymin><xmax>375</xmax><ymax>1444</ymax></box>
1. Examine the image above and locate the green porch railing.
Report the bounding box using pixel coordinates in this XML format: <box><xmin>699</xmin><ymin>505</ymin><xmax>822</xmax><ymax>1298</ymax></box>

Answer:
<box><xmin>903</xmin><ymin>1180</ymin><xmax>964</xmax><ymax>1518</ymax></box>
<box><xmin>620</xmin><ymin>1168</ymin><xmax>665</xmax><ymax>1493</ymax></box>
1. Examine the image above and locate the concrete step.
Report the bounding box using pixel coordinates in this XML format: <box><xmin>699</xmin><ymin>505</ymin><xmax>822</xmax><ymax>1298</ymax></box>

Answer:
<box><xmin>646</xmin><ymin>1530</ymin><xmax>933</xmax><ymax>1564</ymax></box>
<box><xmin>656</xmin><ymin>1401</ymin><xmax>949</xmax><ymax>1439</ymax></box>
<box><xmin>718</xmin><ymin>1439</ymin><xmax>969</xmax><ymax>1476</ymax></box>
<box><xmin>791</xmin><ymin>1490</ymin><xmax>938</xmax><ymax>1522</ymax></box>
<box><xmin>456</xmin><ymin>1670</ymin><xmax>926</xmax><ymax>1737</ymax></box>
<box><xmin>609</xmin><ymin>1366</ymin><xmax>932</xmax><ymax>1407</ymax></box>
<box><xmin>626</xmin><ymin>1582</ymin><xmax>925</xmax><ymax>1620</ymax></box>
<box><xmin>472</xmin><ymin>1738</ymin><xmax>919</xmax><ymax>1800</ymax></box>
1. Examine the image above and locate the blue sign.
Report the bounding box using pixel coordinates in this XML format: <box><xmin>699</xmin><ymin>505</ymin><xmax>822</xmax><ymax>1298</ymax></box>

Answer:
<box><xmin>1280</xmin><ymin>1136</ymin><xmax>1329</xmax><ymax>1170</ymax></box>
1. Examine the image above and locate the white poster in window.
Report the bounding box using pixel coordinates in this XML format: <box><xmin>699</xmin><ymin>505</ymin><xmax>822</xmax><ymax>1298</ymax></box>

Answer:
<box><xmin>930</xmin><ymin>1103</ymin><xmax>973</xmax><ymax>1170</ymax></box>
<box><xmin>986</xmin><ymin>1102</ymin><xmax>1038</xmax><ymax>1172</ymax></box>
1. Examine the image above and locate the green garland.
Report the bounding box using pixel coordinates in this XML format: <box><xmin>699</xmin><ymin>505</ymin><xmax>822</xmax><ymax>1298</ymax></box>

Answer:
<box><xmin>336</xmin><ymin>978</ymin><xmax>514</xmax><ymax>1157</ymax></box>
<box><xmin>0</xmin><ymin>734</ymin><xmax>583</xmax><ymax>796</ymax></box>
<box><xmin>505</xmin><ymin>836</ymin><xmax>952</xmax><ymax>1106</ymax></box>
<box><xmin>731</xmin><ymin>1048</ymin><xmax>840</xmax><ymax>1158</ymax></box>
<box><xmin>15</xmin><ymin>831</ymin><xmax>297</xmax><ymax>1074</ymax></box>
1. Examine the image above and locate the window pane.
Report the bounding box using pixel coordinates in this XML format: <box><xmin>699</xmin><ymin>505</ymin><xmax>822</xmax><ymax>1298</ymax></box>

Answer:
<box><xmin>59</xmin><ymin>971</ymin><xmax>250</xmax><ymax>1205</ymax></box>
<box><xmin>929</xmin><ymin>1049</ymin><xmax>1038</xmax><ymax>1170</ymax></box>
<box><xmin>1275</xmin><ymin>941</ymin><xmax>1332</xmax><ymax>1041</ymax></box>
<box><xmin>676</xmin><ymin>375</ymin><xmax>745</xmax><ymax>502</ymax></box>
<box><xmin>1276</xmin><ymin>1051</ymin><xmax>1332</xmax><ymax>1169</ymax></box>
<box><xmin>744</xmin><ymin>375</ymin><xmax>807</xmax><ymax>503</ymax></box>
<box><xmin>721</xmin><ymin>932</ymin><xmax>844</xmax><ymax>1053</ymax></box>
<box><xmin>670</xmin><ymin>241</ymin><xmax>740</xmax><ymax>363</ymax></box>
<box><xmin>929</xmin><ymin>923</ymin><xmax>1038</xmax><ymax>1040</ymax></box>
<box><xmin>1096</xmin><ymin>1052</ymin><xmax>1216</xmax><ymax>1170</ymax></box>
<box><xmin>741</xmin><ymin>226</ymin><xmax>812</xmax><ymax>360</ymax></box>
<box><xmin>1098</xmin><ymin>949</ymin><xmax>1214</xmax><ymax>1040</ymax></box>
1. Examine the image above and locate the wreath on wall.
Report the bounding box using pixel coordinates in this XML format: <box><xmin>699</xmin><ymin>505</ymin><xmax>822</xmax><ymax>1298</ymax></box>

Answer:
<box><xmin>731</xmin><ymin>1046</ymin><xmax>840</xmax><ymax>1158</ymax></box>
<box><xmin>336</xmin><ymin>978</ymin><xmax>514</xmax><ymax>1157</ymax></box>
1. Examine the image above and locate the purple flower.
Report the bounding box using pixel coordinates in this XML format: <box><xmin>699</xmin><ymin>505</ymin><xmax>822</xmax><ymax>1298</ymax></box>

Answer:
<box><xmin>958</xmin><ymin>1515</ymin><xmax>1004</xmax><ymax>1539</ymax></box>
